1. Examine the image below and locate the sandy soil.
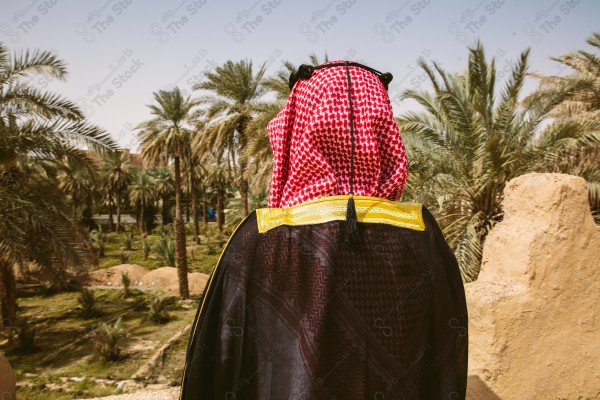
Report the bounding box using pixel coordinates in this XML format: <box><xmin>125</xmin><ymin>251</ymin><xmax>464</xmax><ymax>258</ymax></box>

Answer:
<box><xmin>89</xmin><ymin>265</ymin><xmax>209</xmax><ymax>295</ymax></box>
<box><xmin>79</xmin><ymin>387</ymin><xmax>179</xmax><ymax>400</ymax></box>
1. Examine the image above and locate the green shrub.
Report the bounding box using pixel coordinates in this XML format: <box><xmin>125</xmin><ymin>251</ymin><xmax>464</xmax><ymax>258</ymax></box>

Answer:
<box><xmin>153</xmin><ymin>224</ymin><xmax>172</xmax><ymax>238</ymax></box>
<box><xmin>93</xmin><ymin>317</ymin><xmax>127</xmax><ymax>361</ymax></box>
<box><xmin>74</xmin><ymin>377</ymin><xmax>93</xmax><ymax>394</ymax></box>
<box><xmin>185</xmin><ymin>221</ymin><xmax>194</xmax><ymax>235</ymax></box>
<box><xmin>142</xmin><ymin>237</ymin><xmax>151</xmax><ymax>260</ymax></box>
<box><xmin>203</xmin><ymin>224</ymin><xmax>225</xmax><ymax>255</ymax></box>
<box><xmin>153</xmin><ymin>237</ymin><xmax>175</xmax><ymax>267</ymax></box>
<box><xmin>16</xmin><ymin>320</ymin><xmax>37</xmax><ymax>353</ymax></box>
<box><xmin>122</xmin><ymin>233</ymin><xmax>133</xmax><ymax>250</ymax></box>
<box><xmin>147</xmin><ymin>295</ymin><xmax>177</xmax><ymax>324</ymax></box>
<box><xmin>121</xmin><ymin>272</ymin><xmax>131</xmax><ymax>298</ymax></box>
<box><xmin>131</xmin><ymin>294</ymin><xmax>148</xmax><ymax>311</ymax></box>
<box><xmin>78</xmin><ymin>288</ymin><xmax>100</xmax><ymax>319</ymax></box>
<box><xmin>90</xmin><ymin>226</ymin><xmax>106</xmax><ymax>257</ymax></box>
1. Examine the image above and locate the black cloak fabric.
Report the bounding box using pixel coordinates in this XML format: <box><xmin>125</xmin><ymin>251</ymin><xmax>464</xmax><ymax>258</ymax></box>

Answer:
<box><xmin>179</xmin><ymin>199</ymin><xmax>468</xmax><ymax>399</ymax></box>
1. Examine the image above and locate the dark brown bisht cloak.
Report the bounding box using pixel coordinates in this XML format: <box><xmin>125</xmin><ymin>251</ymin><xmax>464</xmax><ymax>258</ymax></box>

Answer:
<box><xmin>179</xmin><ymin>195</ymin><xmax>468</xmax><ymax>399</ymax></box>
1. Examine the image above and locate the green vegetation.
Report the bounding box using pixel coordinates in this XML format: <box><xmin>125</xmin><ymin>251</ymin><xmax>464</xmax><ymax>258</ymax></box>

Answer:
<box><xmin>97</xmin><ymin>225</ymin><xmax>225</xmax><ymax>274</ymax></box>
<box><xmin>3</xmin><ymin>288</ymin><xmax>197</xmax><ymax>399</ymax></box>
<box><xmin>137</xmin><ymin>88</ymin><xmax>199</xmax><ymax>299</ymax></box>
<box><xmin>146</xmin><ymin>295</ymin><xmax>178</xmax><ymax>325</ymax></box>
<box><xmin>16</xmin><ymin>320</ymin><xmax>37</xmax><ymax>354</ymax></box>
<box><xmin>0</xmin><ymin>41</ymin><xmax>116</xmax><ymax>342</ymax></box>
<box><xmin>399</xmin><ymin>36</ymin><xmax>600</xmax><ymax>281</ymax></box>
<box><xmin>121</xmin><ymin>273</ymin><xmax>131</xmax><ymax>299</ymax></box>
<box><xmin>101</xmin><ymin>150</ymin><xmax>134</xmax><ymax>233</ymax></box>
<box><xmin>92</xmin><ymin>317</ymin><xmax>127</xmax><ymax>361</ymax></box>
<box><xmin>0</xmin><ymin>33</ymin><xmax>599</xmax><ymax>398</ymax></box>
<box><xmin>78</xmin><ymin>288</ymin><xmax>101</xmax><ymax>319</ymax></box>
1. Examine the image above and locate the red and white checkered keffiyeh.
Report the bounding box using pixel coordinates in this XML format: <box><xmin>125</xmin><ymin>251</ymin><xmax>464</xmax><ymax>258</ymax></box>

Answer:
<box><xmin>266</xmin><ymin>60</ymin><xmax>408</xmax><ymax>208</ymax></box>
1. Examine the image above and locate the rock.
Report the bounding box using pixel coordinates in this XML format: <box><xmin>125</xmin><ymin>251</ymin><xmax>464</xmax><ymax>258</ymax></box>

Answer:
<box><xmin>0</xmin><ymin>353</ymin><xmax>16</xmax><ymax>400</ymax></box>
<box><xmin>115</xmin><ymin>379</ymin><xmax>143</xmax><ymax>393</ymax></box>
<box><xmin>465</xmin><ymin>173</ymin><xmax>600</xmax><ymax>399</ymax></box>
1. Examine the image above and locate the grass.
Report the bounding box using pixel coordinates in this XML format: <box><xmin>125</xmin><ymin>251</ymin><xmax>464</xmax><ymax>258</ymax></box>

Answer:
<box><xmin>97</xmin><ymin>224</ymin><xmax>226</xmax><ymax>274</ymax></box>
<box><xmin>1</xmin><ymin>223</ymin><xmax>231</xmax><ymax>399</ymax></box>
<box><xmin>4</xmin><ymin>288</ymin><xmax>199</xmax><ymax>399</ymax></box>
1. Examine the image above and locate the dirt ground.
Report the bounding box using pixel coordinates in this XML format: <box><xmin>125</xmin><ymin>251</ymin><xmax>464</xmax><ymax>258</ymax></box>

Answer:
<box><xmin>88</xmin><ymin>265</ymin><xmax>209</xmax><ymax>295</ymax></box>
<box><xmin>79</xmin><ymin>387</ymin><xmax>178</xmax><ymax>400</ymax></box>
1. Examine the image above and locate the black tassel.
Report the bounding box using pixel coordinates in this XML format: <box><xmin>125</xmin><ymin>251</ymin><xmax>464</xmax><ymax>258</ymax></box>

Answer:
<box><xmin>344</xmin><ymin>196</ymin><xmax>359</xmax><ymax>246</ymax></box>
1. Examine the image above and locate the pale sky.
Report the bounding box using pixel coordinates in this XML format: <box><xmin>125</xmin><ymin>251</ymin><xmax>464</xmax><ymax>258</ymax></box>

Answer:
<box><xmin>1</xmin><ymin>0</ymin><xmax>598</xmax><ymax>151</ymax></box>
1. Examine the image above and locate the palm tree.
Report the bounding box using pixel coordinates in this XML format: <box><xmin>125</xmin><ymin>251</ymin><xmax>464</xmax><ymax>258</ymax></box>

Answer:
<box><xmin>136</xmin><ymin>87</ymin><xmax>197</xmax><ymax>299</ymax></box>
<box><xmin>129</xmin><ymin>170</ymin><xmax>157</xmax><ymax>234</ymax></box>
<box><xmin>182</xmin><ymin>143</ymin><xmax>201</xmax><ymax>244</ymax></box>
<box><xmin>396</xmin><ymin>41</ymin><xmax>598</xmax><ymax>282</ymax></box>
<box><xmin>90</xmin><ymin>225</ymin><xmax>106</xmax><ymax>257</ymax></box>
<box><xmin>101</xmin><ymin>150</ymin><xmax>133</xmax><ymax>232</ymax></box>
<box><xmin>202</xmin><ymin>150</ymin><xmax>234</xmax><ymax>232</ymax></box>
<box><xmin>193</xmin><ymin>59</ymin><xmax>267</xmax><ymax>217</ymax></box>
<box><xmin>524</xmin><ymin>32</ymin><xmax>600</xmax><ymax>220</ymax></box>
<box><xmin>526</xmin><ymin>32</ymin><xmax>600</xmax><ymax>119</ymax></box>
<box><xmin>0</xmin><ymin>42</ymin><xmax>115</xmax><ymax>339</ymax></box>
<box><xmin>149</xmin><ymin>166</ymin><xmax>174</xmax><ymax>225</ymax></box>
<box><xmin>57</xmin><ymin>154</ymin><xmax>97</xmax><ymax>221</ymax></box>
<box><xmin>193</xmin><ymin>164</ymin><xmax>210</xmax><ymax>227</ymax></box>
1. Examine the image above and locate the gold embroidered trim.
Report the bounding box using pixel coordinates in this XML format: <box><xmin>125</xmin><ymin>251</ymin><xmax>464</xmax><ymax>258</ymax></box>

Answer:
<box><xmin>256</xmin><ymin>195</ymin><xmax>424</xmax><ymax>233</ymax></box>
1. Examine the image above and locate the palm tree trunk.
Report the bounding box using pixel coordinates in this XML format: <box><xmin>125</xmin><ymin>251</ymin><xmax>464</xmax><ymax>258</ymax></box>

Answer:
<box><xmin>192</xmin><ymin>189</ymin><xmax>200</xmax><ymax>244</ymax></box>
<box><xmin>202</xmin><ymin>186</ymin><xmax>208</xmax><ymax>227</ymax></box>
<box><xmin>238</xmin><ymin>126</ymin><xmax>249</xmax><ymax>217</ymax></box>
<box><xmin>190</xmin><ymin>169</ymin><xmax>200</xmax><ymax>244</ymax></box>
<box><xmin>140</xmin><ymin>202</ymin><xmax>145</xmax><ymax>234</ymax></box>
<box><xmin>217</xmin><ymin>184</ymin><xmax>224</xmax><ymax>233</ymax></box>
<box><xmin>0</xmin><ymin>260</ymin><xmax>17</xmax><ymax>344</ymax></box>
<box><xmin>116</xmin><ymin>189</ymin><xmax>122</xmax><ymax>233</ymax></box>
<box><xmin>108</xmin><ymin>194</ymin><xmax>114</xmax><ymax>232</ymax></box>
<box><xmin>174</xmin><ymin>156</ymin><xmax>190</xmax><ymax>299</ymax></box>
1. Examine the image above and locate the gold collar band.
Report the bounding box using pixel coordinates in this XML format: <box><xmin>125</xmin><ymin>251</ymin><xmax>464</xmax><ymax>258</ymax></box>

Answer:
<box><xmin>256</xmin><ymin>195</ymin><xmax>424</xmax><ymax>233</ymax></box>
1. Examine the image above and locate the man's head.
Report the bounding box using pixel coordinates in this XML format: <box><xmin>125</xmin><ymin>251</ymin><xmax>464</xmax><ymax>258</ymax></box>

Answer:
<box><xmin>267</xmin><ymin>59</ymin><xmax>408</xmax><ymax>208</ymax></box>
